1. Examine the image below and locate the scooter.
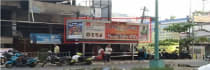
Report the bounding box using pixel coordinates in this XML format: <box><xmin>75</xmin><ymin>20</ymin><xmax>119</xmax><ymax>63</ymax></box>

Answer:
<box><xmin>41</xmin><ymin>53</ymin><xmax>68</xmax><ymax>67</ymax></box>
<box><xmin>5</xmin><ymin>53</ymin><xmax>38</xmax><ymax>68</ymax></box>
<box><xmin>69</xmin><ymin>53</ymin><xmax>93</xmax><ymax>65</ymax></box>
<box><xmin>0</xmin><ymin>50</ymin><xmax>13</xmax><ymax>65</ymax></box>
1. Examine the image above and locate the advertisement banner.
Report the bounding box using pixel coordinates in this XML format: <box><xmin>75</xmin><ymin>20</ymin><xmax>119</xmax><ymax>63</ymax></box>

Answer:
<box><xmin>84</xmin><ymin>22</ymin><xmax>105</xmax><ymax>39</ymax></box>
<box><xmin>105</xmin><ymin>23</ymin><xmax>139</xmax><ymax>40</ymax></box>
<box><xmin>30</xmin><ymin>33</ymin><xmax>61</xmax><ymax>44</ymax></box>
<box><xmin>66</xmin><ymin>20</ymin><xmax>83</xmax><ymax>39</ymax></box>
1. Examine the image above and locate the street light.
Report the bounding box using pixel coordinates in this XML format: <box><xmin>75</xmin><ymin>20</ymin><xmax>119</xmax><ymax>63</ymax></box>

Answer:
<box><xmin>149</xmin><ymin>0</ymin><xmax>165</xmax><ymax>68</ymax></box>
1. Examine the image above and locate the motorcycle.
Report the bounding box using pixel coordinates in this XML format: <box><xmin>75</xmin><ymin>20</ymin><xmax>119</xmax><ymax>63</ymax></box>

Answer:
<box><xmin>5</xmin><ymin>52</ymin><xmax>38</xmax><ymax>68</ymax></box>
<box><xmin>0</xmin><ymin>50</ymin><xmax>13</xmax><ymax>65</ymax></box>
<box><xmin>69</xmin><ymin>53</ymin><xmax>93</xmax><ymax>65</ymax></box>
<box><xmin>41</xmin><ymin>53</ymin><xmax>69</xmax><ymax>67</ymax></box>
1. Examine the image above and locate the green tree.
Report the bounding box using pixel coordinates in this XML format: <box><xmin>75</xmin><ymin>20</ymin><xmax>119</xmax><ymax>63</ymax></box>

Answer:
<box><xmin>164</xmin><ymin>23</ymin><xmax>193</xmax><ymax>53</ymax></box>
<box><xmin>195</xmin><ymin>37</ymin><xmax>209</xmax><ymax>43</ymax></box>
<box><xmin>164</xmin><ymin>23</ymin><xmax>193</xmax><ymax>33</ymax></box>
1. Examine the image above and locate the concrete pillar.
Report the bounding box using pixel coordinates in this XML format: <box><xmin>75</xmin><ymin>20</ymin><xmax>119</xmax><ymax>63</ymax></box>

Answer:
<box><xmin>82</xmin><ymin>43</ymin><xmax>85</xmax><ymax>56</ymax></box>
<box><xmin>12</xmin><ymin>11</ymin><xmax>17</xmax><ymax>36</ymax></box>
<box><xmin>131</xmin><ymin>43</ymin><xmax>134</xmax><ymax>60</ymax></box>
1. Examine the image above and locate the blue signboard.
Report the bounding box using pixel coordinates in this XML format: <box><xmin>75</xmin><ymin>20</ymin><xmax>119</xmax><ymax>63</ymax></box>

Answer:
<box><xmin>30</xmin><ymin>33</ymin><xmax>61</xmax><ymax>44</ymax></box>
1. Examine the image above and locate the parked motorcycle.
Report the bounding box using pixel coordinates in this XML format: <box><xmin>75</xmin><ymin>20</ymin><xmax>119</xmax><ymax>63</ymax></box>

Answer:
<box><xmin>5</xmin><ymin>52</ymin><xmax>38</xmax><ymax>68</ymax></box>
<box><xmin>0</xmin><ymin>50</ymin><xmax>13</xmax><ymax>65</ymax></box>
<box><xmin>69</xmin><ymin>53</ymin><xmax>93</xmax><ymax>65</ymax></box>
<box><xmin>179</xmin><ymin>52</ymin><xmax>192</xmax><ymax>59</ymax></box>
<box><xmin>41</xmin><ymin>53</ymin><xmax>69</xmax><ymax>67</ymax></box>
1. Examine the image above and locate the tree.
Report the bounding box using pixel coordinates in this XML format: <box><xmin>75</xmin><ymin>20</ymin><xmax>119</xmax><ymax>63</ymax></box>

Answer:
<box><xmin>164</xmin><ymin>23</ymin><xmax>193</xmax><ymax>54</ymax></box>
<box><xmin>164</xmin><ymin>23</ymin><xmax>193</xmax><ymax>33</ymax></box>
<box><xmin>195</xmin><ymin>37</ymin><xmax>209</xmax><ymax>43</ymax></box>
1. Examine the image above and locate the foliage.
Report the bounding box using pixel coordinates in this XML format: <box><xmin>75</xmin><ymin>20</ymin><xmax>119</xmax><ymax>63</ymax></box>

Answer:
<box><xmin>164</xmin><ymin>23</ymin><xmax>193</xmax><ymax>53</ymax></box>
<box><xmin>179</xmin><ymin>37</ymin><xmax>194</xmax><ymax>52</ymax></box>
<box><xmin>195</xmin><ymin>37</ymin><xmax>209</xmax><ymax>43</ymax></box>
<box><xmin>148</xmin><ymin>39</ymin><xmax>179</xmax><ymax>46</ymax></box>
<box><xmin>164</xmin><ymin>23</ymin><xmax>193</xmax><ymax>33</ymax></box>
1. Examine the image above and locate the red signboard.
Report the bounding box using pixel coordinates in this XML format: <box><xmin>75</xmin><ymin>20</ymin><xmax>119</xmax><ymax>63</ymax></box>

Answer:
<box><xmin>105</xmin><ymin>22</ymin><xmax>139</xmax><ymax>40</ymax></box>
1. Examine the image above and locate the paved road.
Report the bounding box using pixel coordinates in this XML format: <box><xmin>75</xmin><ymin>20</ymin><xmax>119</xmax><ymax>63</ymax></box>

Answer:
<box><xmin>1</xmin><ymin>60</ymin><xmax>209</xmax><ymax>70</ymax></box>
<box><xmin>1</xmin><ymin>63</ymin><xmax>148</xmax><ymax>70</ymax></box>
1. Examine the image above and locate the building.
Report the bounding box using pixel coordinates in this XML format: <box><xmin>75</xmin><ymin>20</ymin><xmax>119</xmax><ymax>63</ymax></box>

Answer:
<box><xmin>190</xmin><ymin>11</ymin><xmax>210</xmax><ymax>59</ymax></box>
<box><xmin>1</xmin><ymin>0</ymin><xmax>112</xmax><ymax>53</ymax></box>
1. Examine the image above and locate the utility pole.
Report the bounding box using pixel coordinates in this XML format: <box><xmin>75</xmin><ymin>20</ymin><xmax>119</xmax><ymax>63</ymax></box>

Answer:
<box><xmin>149</xmin><ymin>0</ymin><xmax>165</xmax><ymax>68</ymax></box>
<box><xmin>140</xmin><ymin>6</ymin><xmax>148</xmax><ymax>24</ymax></box>
<box><xmin>202</xmin><ymin>0</ymin><xmax>206</xmax><ymax>12</ymax></box>
<box><xmin>154</xmin><ymin>0</ymin><xmax>159</xmax><ymax>61</ymax></box>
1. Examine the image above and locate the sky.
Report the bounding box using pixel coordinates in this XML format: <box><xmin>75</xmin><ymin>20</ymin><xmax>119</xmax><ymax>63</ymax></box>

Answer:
<box><xmin>112</xmin><ymin>0</ymin><xmax>210</xmax><ymax>20</ymax></box>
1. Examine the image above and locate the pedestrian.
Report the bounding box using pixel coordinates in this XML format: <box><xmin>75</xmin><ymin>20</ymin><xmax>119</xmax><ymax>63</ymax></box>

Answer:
<box><xmin>97</xmin><ymin>47</ymin><xmax>104</xmax><ymax>60</ymax></box>
<box><xmin>104</xmin><ymin>44</ymin><xmax>112</xmax><ymax>62</ymax></box>
<box><xmin>54</xmin><ymin>45</ymin><xmax>60</xmax><ymax>56</ymax></box>
<box><xmin>138</xmin><ymin>46</ymin><xmax>146</xmax><ymax>60</ymax></box>
<box><xmin>142</xmin><ymin>46</ymin><xmax>147</xmax><ymax>59</ymax></box>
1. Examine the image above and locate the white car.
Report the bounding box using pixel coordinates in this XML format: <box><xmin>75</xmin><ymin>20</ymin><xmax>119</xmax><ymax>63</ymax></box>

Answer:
<box><xmin>198</xmin><ymin>64</ymin><xmax>210</xmax><ymax>70</ymax></box>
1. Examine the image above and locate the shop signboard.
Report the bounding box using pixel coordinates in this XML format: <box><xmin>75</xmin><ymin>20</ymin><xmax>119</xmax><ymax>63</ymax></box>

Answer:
<box><xmin>30</xmin><ymin>33</ymin><xmax>61</xmax><ymax>44</ymax></box>
<box><xmin>105</xmin><ymin>23</ymin><xmax>139</xmax><ymax>40</ymax></box>
<box><xmin>194</xmin><ymin>16</ymin><xmax>210</xmax><ymax>23</ymax></box>
<box><xmin>84</xmin><ymin>21</ymin><xmax>105</xmax><ymax>39</ymax></box>
<box><xmin>66</xmin><ymin>20</ymin><xmax>83</xmax><ymax>39</ymax></box>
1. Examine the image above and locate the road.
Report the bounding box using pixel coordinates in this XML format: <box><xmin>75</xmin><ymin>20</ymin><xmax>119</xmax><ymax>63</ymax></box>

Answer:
<box><xmin>1</xmin><ymin>63</ymin><xmax>148</xmax><ymax>70</ymax></box>
<box><xmin>1</xmin><ymin>60</ymin><xmax>209</xmax><ymax>70</ymax></box>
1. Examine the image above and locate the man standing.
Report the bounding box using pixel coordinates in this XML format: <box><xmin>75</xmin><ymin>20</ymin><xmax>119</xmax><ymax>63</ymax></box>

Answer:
<box><xmin>104</xmin><ymin>45</ymin><xmax>112</xmax><ymax>62</ymax></box>
<box><xmin>54</xmin><ymin>45</ymin><xmax>60</xmax><ymax>56</ymax></box>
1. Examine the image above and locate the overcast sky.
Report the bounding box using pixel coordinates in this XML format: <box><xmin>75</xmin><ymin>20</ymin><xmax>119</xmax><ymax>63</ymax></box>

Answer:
<box><xmin>112</xmin><ymin>0</ymin><xmax>210</xmax><ymax>19</ymax></box>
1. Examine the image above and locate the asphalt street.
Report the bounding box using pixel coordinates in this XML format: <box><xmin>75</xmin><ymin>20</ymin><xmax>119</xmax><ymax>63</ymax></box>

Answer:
<box><xmin>0</xmin><ymin>63</ymin><xmax>148</xmax><ymax>70</ymax></box>
<box><xmin>1</xmin><ymin>60</ymin><xmax>209</xmax><ymax>70</ymax></box>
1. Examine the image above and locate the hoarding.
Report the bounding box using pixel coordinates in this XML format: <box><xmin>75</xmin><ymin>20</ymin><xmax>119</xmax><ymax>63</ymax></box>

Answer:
<box><xmin>64</xmin><ymin>17</ymin><xmax>152</xmax><ymax>43</ymax></box>
<box><xmin>66</xmin><ymin>20</ymin><xmax>83</xmax><ymax>39</ymax></box>
<box><xmin>30</xmin><ymin>33</ymin><xmax>61</xmax><ymax>44</ymax></box>
<box><xmin>84</xmin><ymin>22</ymin><xmax>105</xmax><ymax>39</ymax></box>
<box><xmin>105</xmin><ymin>23</ymin><xmax>139</xmax><ymax>40</ymax></box>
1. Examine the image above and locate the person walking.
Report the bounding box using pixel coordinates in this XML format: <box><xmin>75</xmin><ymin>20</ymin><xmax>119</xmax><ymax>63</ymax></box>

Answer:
<box><xmin>104</xmin><ymin>45</ymin><xmax>112</xmax><ymax>62</ymax></box>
